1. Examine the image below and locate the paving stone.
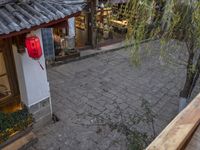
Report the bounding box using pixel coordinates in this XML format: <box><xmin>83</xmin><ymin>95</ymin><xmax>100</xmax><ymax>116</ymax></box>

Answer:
<box><xmin>105</xmin><ymin>104</ymin><xmax>115</xmax><ymax>110</ymax></box>
<box><xmin>119</xmin><ymin>103</ymin><xmax>129</xmax><ymax>110</ymax></box>
<box><xmin>31</xmin><ymin>41</ymin><xmax>200</xmax><ymax>150</ymax></box>
<box><xmin>116</xmin><ymin>98</ymin><xmax>124</xmax><ymax>104</ymax></box>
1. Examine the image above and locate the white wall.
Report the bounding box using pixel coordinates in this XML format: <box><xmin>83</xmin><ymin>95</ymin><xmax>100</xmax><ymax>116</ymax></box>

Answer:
<box><xmin>13</xmin><ymin>29</ymin><xmax>50</xmax><ymax>107</ymax></box>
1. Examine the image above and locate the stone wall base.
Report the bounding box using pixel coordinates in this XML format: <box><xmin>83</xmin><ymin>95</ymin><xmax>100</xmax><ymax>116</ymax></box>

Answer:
<box><xmin>29</xmin><ymin>98</ymin><xmax>52</xmax><ymax>131</ymax></box>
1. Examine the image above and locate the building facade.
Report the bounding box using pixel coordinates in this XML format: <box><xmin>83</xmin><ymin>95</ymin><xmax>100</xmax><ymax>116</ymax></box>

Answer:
<box><xmin>42</xmin><ymin>0</ymin><xmax>130</xmax><ymax>63</ymax></box>
<box><xmin>0</xmin><ymin>0</ymin><xmax>85</xmax><ymax>146</ymax></box>
<box><xmin>42</xmin><ymin>0</ymin><xmax>94</xmax><ymax>62</ymax></box>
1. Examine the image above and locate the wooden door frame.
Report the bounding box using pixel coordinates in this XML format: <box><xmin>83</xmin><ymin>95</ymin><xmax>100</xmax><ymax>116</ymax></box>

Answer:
<box><xmin>0</xmin><ymin>38</ymin><xmax>20</xmax><ymax>107</ymax></box>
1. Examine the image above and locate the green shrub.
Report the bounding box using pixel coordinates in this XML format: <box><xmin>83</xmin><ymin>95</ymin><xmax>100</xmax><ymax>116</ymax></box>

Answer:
<box><xmin>0</xmin><ymin>106</ymin><xmax>33</xmax><ymax>144</ymax></box>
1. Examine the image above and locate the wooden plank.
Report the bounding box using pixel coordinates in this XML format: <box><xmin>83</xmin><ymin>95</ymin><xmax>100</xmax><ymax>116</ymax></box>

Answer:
<box><xmin>2</xmin><ymin>132</ymin><xmax>37</xmax><ymax>150</ymax></box>
<box><xmin>185</xmin><ymin>125</ymin><xmax>200</xmax><ymax>150</ymax></box>
<box><xmin>146</xmin><ymin>93</ymin><xmax>200</xmax><ymax>150</ymax></box>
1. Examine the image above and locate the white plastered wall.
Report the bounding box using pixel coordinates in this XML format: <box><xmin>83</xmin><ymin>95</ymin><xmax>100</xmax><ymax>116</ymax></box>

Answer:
<box><xmin>13</xmin><ymin>29</ymin><xmax>50</xmax><ymax>107</ymax></box>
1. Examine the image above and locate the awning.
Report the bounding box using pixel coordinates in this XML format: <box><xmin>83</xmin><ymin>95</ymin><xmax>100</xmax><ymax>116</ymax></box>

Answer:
<box><xmin>0</xmin><ymin>0</ymin><xmax>85</xmax><ymax>35</ymax></box>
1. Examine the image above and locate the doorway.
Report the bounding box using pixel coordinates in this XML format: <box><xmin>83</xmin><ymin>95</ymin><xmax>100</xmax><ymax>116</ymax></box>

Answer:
<box><xmin>0</xmin><ymin>39</ymin><xmax>20</xmax><ymax>112</ymax></box>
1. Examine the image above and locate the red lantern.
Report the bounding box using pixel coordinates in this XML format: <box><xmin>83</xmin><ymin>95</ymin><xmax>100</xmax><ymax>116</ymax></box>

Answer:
<box><xmin>25</xmin><ymin>36</ymin><xmax>42</xmax><ymax>59</ymax></box>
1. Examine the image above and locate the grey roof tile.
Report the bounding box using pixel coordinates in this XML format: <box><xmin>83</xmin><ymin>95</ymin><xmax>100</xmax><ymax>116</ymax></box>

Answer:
<box><xmin>5</xmin><ymin>4</ymin><xmax>31</xmax><ymax>29</ymax></box>
<box><xmin>0</xmin><ymin>0</ymin><xmax>85</xmax><ymax>35</ymax></box>
<box><xmin>22</xmin><ymin>3</ymin><xmax>49</xmax><ymax>23</ymax></box>
<box><xmin>42</xmin><ymin>2</ymin><xmax>65</xmax><ymax>18</ymax></box>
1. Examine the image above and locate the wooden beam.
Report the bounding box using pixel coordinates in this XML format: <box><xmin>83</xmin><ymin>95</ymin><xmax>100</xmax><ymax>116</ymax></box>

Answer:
<box><xmin>0</xmin><ymin>12</ymin><xmax>81</xmax><ymax>39</ymax></box>
<box><xmin>146</xmin><ymin>93</ymin><xmax>200</xmax><ymax>150</ymax></box>
<box><xmin>2</xmin><ymin>132</ymin><xmax>37</xmax><ymax>150</ymax></box>
<box><xmin>49</xmin><ymin>20</ymin><xmax>68</xmax><ymax>29</ymax></box>
<box><xmin>89</xmin><ymin>0</ymin><xmax>97</xmax><ymax>48</ymax></box>
<box><xmin>185</xmin><ymin>125</ymin><xmax>200</xmax><ymax>150</ymax></box>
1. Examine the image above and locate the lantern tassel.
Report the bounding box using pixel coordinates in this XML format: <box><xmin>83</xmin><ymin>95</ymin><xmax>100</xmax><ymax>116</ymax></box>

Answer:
<box><xmin>38</xmin><ymin>60</ymin><xmax>44</xmax><ymax>70</ymax></box>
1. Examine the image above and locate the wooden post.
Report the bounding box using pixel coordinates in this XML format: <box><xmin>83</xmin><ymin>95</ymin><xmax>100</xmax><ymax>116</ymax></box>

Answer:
<box><xmin>88</xmin><ymin>0</ymin><xmax>97</xmax><ymax>48</ymax></box>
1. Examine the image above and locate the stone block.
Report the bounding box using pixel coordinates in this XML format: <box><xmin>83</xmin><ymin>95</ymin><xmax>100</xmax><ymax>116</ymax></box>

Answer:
<box><xmin>29</xmin><ymin>103</ymin><xmax>40</xmax><ymax>114</ymax></box>
<box><xmin>33</xmin><ymin>105</ymin><xmax>51</xmax><ymax>122</ymax></box>
<box><xmin>28</xmin><ymin>98</ymin><xmax>52</xmax><ymax>131</ymax></box>
<box><xmin>40</xmin><ymin>98</ymin><xmax>50</xmax><ymax>108</ymax></box>
<box><xmin>32</xmin><ymin>114</ymin><xmax>52</xmax><ymax>132</ymax></box>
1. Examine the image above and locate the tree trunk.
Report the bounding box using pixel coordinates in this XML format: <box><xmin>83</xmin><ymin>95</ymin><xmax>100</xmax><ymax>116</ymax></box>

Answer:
<box><xmin>179</xmin><ymin>44</ymin><xmax>195</xmax><ymax>111</ymax></box>
<box><xmin>187</xmin><ymin>54</ymin><xmax>200</xmax><ymax>98</ymax></box>
<box><xmin>179</xmin><ymin>43</ymin><xmax>200</xmax><ymax>112</ymax></box>
<box><xmin>180</xmin><ymin>52</ymin><xmax>194</xmax><ymax>95</ymax></box>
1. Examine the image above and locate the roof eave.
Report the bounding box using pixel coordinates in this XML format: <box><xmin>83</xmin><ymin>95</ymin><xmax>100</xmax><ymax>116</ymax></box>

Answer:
<box><xmin>0</xmin><ymin>11</ymin><xmax>81</xmax><ymax>39</ymax></box>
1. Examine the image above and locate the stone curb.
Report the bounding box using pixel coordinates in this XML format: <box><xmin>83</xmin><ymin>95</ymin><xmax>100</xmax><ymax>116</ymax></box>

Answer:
<box><xmin>48</xmin><ymin>38</ymin><xmax>154</xmax><ymax>68</ymax></box>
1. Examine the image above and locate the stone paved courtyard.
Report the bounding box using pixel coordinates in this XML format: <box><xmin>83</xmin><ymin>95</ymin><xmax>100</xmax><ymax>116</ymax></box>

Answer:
<box><xmin>29</xmin><ymin>41</ymin><xmax>199</xmax><ymax>150</ymax></box>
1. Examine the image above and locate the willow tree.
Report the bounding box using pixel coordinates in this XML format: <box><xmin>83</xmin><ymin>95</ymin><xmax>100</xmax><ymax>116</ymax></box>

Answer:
<box><xmin>122</xmin><ymin>0</ymin><xmax>200</xmax><ymax>111</ymax></box>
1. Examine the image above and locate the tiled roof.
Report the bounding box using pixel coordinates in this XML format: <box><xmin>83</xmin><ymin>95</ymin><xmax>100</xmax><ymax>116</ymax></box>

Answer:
<box><xmin>0</xmin><ymin>0</ymin><xmax>85</xmax><ymax>35</ymax></box>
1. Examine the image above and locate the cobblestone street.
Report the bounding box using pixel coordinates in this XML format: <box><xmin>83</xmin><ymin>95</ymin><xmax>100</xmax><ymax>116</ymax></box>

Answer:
<box><xmin>29</xmin><ymin>41</ymin><xmax>199</xmax><ymax>150</ymax></box>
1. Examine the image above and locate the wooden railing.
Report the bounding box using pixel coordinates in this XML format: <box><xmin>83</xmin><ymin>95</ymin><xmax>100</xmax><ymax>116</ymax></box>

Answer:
<box><xmin>146</xmin><ymin>93</ymin><xmax>200</xmax><ymax>150</ymax></box>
